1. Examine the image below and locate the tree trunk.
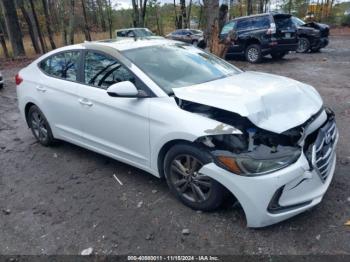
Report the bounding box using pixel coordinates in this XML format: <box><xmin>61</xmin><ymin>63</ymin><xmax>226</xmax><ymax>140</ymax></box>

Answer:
<box><xmin>82</xmin><ymin>0</ymin><xmax>92</xmax><ymax>41</ymax></box>
<box><xmin>68</xmin><ymin>0</ymin><xmax>75</xmax><ymax>44</ymax></box>
<box><xmin>288</xmin><ymin>0</ymin><xmax>292</xmax><ymax>14</ymax></box>
<box><xmin>107</xmin><ymin>0</ymin><xmax>112</xmax><ymax>38</ymax></box>
<box><xmin>41</xmin><ymin>0</ymin><xmax>56</xmax><ymax>49</ymax></box>
<box><xmin>180</xmin><ymin>0</ymin><xmax>187</xmax><ymax>28</ymax></box>
<box><xmin>203</xmin><ymin>0</ymin><xmax>219</xmax><ymax>49</ymax></box>
<box><xmin>18</xmin><ymin>0</ymin><xmax>41</xmax><ymax>54</ymax></box>
<box><xmin>247</xmin><ymin>0</ymin><xmax>253</xmax><ymax>15</ymax></box>
<box><xmin>141</xmin><ymin>0</ymin><xmax>148</xmax><ymax>27</ymax></box>
<box><xmin>131</xmin><ymin>0</ymin><xmax>139</xmax><ymax>27</ymax></box>
<box><xmin>29</xmin><ymin>0</ymin><xmax>47</xmax><ymax>53</ymax></box>
<box><xmin>96</xmin><ymin>0</ymin><xmax>106</xmax><ymax>31</ymax></box>
<box><xmin>0</xmin><ymin>21</ymin><xmax>9</xmax><ymax>58</ymax></box>
<box><xmin>187</xmin><ymin>0</ymin><xmax>192</xmax><ymax>28</ymax></box>
<box><xmin>173</xmin><ymin>0</ymin><xmax>180</xmax><ymax>29</ymax></box>
<box><xmin>0</xmin><ymin>0</ymin><xmax>25</xmax><ymax>57</ymax></box>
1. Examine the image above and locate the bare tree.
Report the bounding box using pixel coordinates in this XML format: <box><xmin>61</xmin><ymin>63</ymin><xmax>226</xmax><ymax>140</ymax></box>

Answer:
<box><xmin>203</xmin><ymin>0</ymin><xmax>219</xmax><ymax>47</ymax></box>
<box><xmin>82</xmin><ymin>0</ymin><xmax>92</xmax><ymax>41</ymax></box>
<box><xmin>0</xmin><ymin>0</ymin><xmax>25</xmax><ymax>57</ymax></box>
<box><xmin>29</xmin><ymin>0</ymin><xmax>47</xmax><ymax>53</ymax></box>
<box><xmin>68</xmin><ymin>0</ymin><xmax>75</xmax><ymax>44</ymax></box>
<box><xmin>17</xmin><ymin>0</ymin><xmax>41</xmax><ymax>54</ymax></box>
<box><xmin>0</xmin><ymin>20</ymin><xmax>9</xmax><ymax>58</ymax></box>
<box><xmin>96</xmin><ymin>0</ymin><xmax>106</xmax><ymax>31</ymax></box>
<box><xmin>106</xmin><ymin>0</ymin><xmax>113</xmax><ymax>38</ymax></box>
<box><xmin>247</xmin><ymin>0</ymin><xmax>253</xmax><ymax>15</ymax></box>
<box><xmin>131</xmin><ymin>0</ymin><xmax>148</xmax><ymax>27</ymax></box>
<box><xmin>180</xmin><ymin>0</ymin><xmax>187</xmax><ymax>28</ymax></box>
<box><xmin>41</xmin><ymin>0</ymin><xmax>56</xmax><ymax>49</ymax></box>
<box><xmin>187</xmin><ymin>0</ymin><xmax>193</xmax><ymax>28</ymax></box>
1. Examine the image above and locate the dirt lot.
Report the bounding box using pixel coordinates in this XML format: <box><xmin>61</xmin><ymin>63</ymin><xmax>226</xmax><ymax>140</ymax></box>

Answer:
<box><xmin>0</xmin><ymin>36</ymin><xmax>350</xmax><ymax>256</ymax></box>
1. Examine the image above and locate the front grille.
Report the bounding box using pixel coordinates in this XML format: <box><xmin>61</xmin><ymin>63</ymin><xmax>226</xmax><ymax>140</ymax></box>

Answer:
<box><xmin>312</xmin><ymin>119</ymin><xmax>337</xmax><ymax>182</ymax></box>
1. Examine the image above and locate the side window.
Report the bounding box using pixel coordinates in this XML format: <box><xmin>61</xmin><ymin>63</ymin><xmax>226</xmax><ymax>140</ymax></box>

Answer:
<box><xmin>84</xmin><ymin>51</ymin><xmax>135</xmax><ymax>90</ymax></box>
<box><xmin>221</xmin><ymin>21</ymin><xmax>236</xmax><ymax>35</ymax></box>
<box><xmin>39</xmin><ymin>51</ymin><xmax>80</xmax><ymax>81</ymax></box>
<box><xmin>236</xmin><ymin>20</ymin><xmax>252</xmax><ymax>31</ymax></box>
<box><xmin>252</xmin><ymin>17</ymin><xmax>270</xmax><ymax>29</ymax></box>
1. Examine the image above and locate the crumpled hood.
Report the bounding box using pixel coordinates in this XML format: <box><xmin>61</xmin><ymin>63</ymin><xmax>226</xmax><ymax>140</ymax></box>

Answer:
<box><xmin>173</xmin><ymin>71</ymin><xmax>323</xmax><ymax>133</ymax></box>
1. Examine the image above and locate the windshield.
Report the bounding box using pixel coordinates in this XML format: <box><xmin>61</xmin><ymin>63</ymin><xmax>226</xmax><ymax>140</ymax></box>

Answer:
<box><xmin>292</xmin><ymin>16</ymin><xmax>305</xmax><ymax>26</ymax></box>
<box><xmin>122</xmin><ymin>44</ymin><xmax>241</xmax><ymax>94</ymax></box>
<box><xmin>134</xmin><ymin>29</ymin><xmax>154</xmax><ymax>37</ymax></box>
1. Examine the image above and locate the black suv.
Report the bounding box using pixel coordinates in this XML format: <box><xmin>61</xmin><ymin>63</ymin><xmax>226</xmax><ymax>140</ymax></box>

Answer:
<box><xmin>291</xmin><ymin>16</ymin><xmax>329</xmax><ymax>53</ymax></box>
<box><xmin>220</xmin><ymin>13</ymin><xmax>298</xmax><ymax>63</ymax></box>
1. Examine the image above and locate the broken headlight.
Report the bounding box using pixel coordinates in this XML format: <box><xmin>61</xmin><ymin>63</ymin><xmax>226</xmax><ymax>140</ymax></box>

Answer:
<box><xmin>215</xmin><ymin>145</ymin><xmax>301</xmax><ymax>176</ymax></box>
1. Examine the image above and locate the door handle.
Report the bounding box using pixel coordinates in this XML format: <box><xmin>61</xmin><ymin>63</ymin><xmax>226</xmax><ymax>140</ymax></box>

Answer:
<box><xmin>78</xmin><ymin>98</ymin><xmax>93</xmax><ymax>107</ymax></box>
<box><xmin>36</xmin><ymin>86</ymin><xmax>47</xmax><ymax>92</ymax></box>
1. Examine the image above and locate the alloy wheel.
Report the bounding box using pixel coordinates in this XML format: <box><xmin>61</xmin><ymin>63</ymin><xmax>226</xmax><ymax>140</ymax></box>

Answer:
<box><xmin>169</xmin><ymin>154</ymin><xmax>212</xmax><ymax>203</ymax></box>
<box><xmin>247</xmin><ymin>47</ymin><xmax>259</xmax><ymax>62</ymax></box>
<box><xmin>30</xmin><ymin>110</ymin><xmax>48</xmax><ymax>143</ymax></box>
<box><xmin>297</xmin><ymin>38</ymin><xmax>309</xmax><ymax>53</ymax></box>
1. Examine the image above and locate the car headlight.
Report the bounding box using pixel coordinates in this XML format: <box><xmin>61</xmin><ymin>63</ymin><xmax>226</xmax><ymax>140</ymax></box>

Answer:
<box><xmin>215</xmin><ymin>146</ymin><xmax>301</xmax><ymax>176</ymax></box>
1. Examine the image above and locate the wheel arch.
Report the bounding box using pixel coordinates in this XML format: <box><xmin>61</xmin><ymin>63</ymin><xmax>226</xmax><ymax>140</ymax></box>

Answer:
<box><xmin>157</xmin><ymin>139</ymin><xmax>194</xmax><ymax>179</ymax></box>
<box><xmin>24</xmin><ymin>102</ymin><xmax>36</xmax><ymax>127</ymax></box>
<box><xmin>245</xmin><ymin>38</ymin><xmax>261</xmax><ymax>48</ymax></box>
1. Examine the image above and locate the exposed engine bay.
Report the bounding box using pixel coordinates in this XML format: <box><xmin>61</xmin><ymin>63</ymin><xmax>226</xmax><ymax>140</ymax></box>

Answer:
<box><xmin>176</xmin><ymin>98</ymin><xmax>325</xmax><ymax>175</ymax></box>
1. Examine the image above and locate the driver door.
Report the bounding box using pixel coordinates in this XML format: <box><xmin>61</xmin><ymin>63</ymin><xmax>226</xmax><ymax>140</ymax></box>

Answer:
<box><xmin>76</xmin><ymin>50</ymin><xmax>151</xmax><ymax>168</ymax></box>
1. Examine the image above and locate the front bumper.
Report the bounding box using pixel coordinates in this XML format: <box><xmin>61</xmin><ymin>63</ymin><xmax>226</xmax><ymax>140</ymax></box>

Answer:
<box><xmin>311</xmin><ymin>37</ymin><xmax>329</xmax><ymax>49</ymax></box>
<box><xmin>199</xmin><ymin>118</ymin><xmax>338</xmax><ymax>228</ymax></box>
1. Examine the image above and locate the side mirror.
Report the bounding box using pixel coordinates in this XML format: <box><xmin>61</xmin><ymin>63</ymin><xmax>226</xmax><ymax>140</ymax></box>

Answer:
<box><xmin>107</xmin><ymin>81</ymin><xmax>139</xmax><ymax>97</ymax></box>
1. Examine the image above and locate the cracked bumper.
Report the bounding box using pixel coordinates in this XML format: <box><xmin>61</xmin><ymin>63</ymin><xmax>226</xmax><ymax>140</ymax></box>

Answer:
<box><xmin>199</xmin><ymin>148</ymin><xmax>337</xmax><ymax>228</ymax></box>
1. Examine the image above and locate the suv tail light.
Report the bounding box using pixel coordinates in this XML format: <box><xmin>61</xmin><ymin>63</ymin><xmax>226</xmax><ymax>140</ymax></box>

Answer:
<box><xmin>266</xmin><ymin>23</ymin><xmax>276</xmax><ymax>35</ymax></box>
<box><xmin>15</xmin><ymin>73</ymin><xmax>23</xmax><ymax>85</ymax></box>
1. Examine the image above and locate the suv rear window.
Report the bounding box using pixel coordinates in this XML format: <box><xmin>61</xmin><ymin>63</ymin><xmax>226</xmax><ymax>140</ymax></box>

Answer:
<box><xmin>273</xmin><ymin>15</ymin><xmax>294</xmax><ymax>29</ymax></box>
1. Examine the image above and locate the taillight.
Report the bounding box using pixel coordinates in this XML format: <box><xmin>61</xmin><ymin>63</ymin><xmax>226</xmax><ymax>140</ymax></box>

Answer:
<box><xmin>15</xmin><ymin>74</ymin><xmax>23</xmax><ymax>85</ymax></box>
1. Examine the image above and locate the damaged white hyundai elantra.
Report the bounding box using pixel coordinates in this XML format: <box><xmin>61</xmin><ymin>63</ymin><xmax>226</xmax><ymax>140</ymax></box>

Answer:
<box><xmin>16</xmin><ymin>38</ymin><xmax>338</xmax><ymax>227</ymax></box>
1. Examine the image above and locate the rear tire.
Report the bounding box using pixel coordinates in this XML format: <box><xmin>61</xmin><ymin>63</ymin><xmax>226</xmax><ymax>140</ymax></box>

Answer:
<box><xmin>164</xmin><ymin>143</ymin><xmax>225</xmax><ymax>211</ymax></box>
<box><xmin>28</xmin><ymin>105</ymin><xmax>55</xmax><ymax>146</ymax></box>
<box><xmin>0</xmin><ymin>84</ymin><xmax>3</xmax><ymax>89</ymax></box>
<box><xmin>296</xmin><ymin>37</ymin><xmax>310</xmax><ymax>53</ymax></box>
<box><xmin>245</xmin><ymin>44</ymin><xmax>262</xmax><ymax>63</ymax></box>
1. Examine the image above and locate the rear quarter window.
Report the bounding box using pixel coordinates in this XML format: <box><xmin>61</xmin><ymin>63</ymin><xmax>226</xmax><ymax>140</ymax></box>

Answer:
<box><xmin>221</xmin><ymin>21</ymin><xmax>236</xmax><ymax>35</ymax></box>
<box><xmin>38</xmin><ymin>51</ymin><xmax>81</xmax><ymax>82</ymax></box>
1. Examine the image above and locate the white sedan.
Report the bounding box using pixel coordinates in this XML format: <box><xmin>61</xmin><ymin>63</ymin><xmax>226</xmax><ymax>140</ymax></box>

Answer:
<box><xmin>16</xmin><ymin>39</ymin><xmax>338</xmax><ymax>227</ymax></box>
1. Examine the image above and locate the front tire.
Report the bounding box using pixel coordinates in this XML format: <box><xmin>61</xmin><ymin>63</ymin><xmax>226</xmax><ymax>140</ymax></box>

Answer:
<box><xmin>164</xmin><ymin>143</ymin><xmax>225</xmax><ymax>211</ymax></box>
<box><xmin>296</xmin><ymin>37</ymin><xmax>310</xmax><ymax>53</ymax></box>
<box><xmin>245</xmin><ymin>44</ymin><xmax>262</xmax><ymax>63</ymax></box>
<box><xmin>28</xmin><ymin>105</ymin><xmax>55</xmax><ymax>146</ymax></box>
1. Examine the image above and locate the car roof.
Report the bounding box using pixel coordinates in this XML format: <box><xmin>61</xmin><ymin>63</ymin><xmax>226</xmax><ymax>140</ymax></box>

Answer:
<box><xmin>231</xmin><ymin>12</ymin><xmax>290</xmax><ymax>21</ymax></box>
<box><xmin>46</xmin><ymin>38</ymin><xmax>180</xmax><ymax>55</ymax></box>
<box><xmin>115</xmin><ymin>28</ymin><xmax>149</xmax><ymax>32</ymax></box>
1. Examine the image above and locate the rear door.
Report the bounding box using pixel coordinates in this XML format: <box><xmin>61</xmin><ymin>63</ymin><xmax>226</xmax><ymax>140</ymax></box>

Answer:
<box><xmin>38</xmin><ymin>50</ymin><xmax>84</xmax><ymax>142</ymax></box>
<box><xmin>273</xmin><ymin>14</ymin><xmax>297</xmax><ymax>44</ymax></box>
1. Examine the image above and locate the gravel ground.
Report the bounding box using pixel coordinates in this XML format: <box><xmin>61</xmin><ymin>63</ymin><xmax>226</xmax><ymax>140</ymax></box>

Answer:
<box><xmin>0</xmin><ymin>36</ymin><xmax>349</xmax><ymax>256</ymax></box>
